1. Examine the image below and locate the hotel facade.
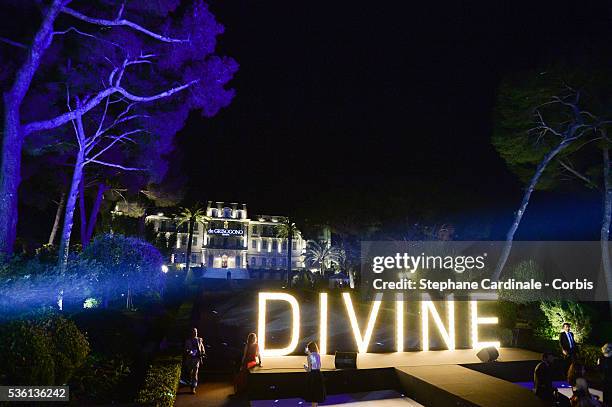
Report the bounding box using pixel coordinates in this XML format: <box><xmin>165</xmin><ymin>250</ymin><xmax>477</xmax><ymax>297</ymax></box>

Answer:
<box><xmin>146</xmin><ymin>201</ymin><xmax>307</xmax><ymax>272</ymax></box>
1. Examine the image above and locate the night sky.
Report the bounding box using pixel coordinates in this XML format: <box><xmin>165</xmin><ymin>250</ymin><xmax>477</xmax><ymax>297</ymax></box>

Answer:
<box><xmin>172</xmin><ymin>0</ymin><xmax>612</xmax><ymax>237</ymax></box>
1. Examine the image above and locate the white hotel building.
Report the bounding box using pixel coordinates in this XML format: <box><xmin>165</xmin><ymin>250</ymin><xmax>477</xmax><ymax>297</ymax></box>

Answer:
<box><xmin>146</xmin><ymin>201</ymin><xmax>307</xmax><ymax>274</ymax></box>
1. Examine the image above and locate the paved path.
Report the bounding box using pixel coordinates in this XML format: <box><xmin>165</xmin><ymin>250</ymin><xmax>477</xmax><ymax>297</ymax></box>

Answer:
<box><xmin>174</xmin><ymin>376</ymin><xmax>249</xmax><ymax>407</ymax></box>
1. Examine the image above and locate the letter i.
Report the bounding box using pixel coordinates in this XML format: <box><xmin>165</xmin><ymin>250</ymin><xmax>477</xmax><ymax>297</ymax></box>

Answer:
<box><xmin>320</xmin><ymin>293</ymin><xmax>328</xmax><ymax>355</ymax></box>
<box><xmin>396</xmin><ymin>293</ymin><xmax>404</xmax><ymax>352</ymax></box>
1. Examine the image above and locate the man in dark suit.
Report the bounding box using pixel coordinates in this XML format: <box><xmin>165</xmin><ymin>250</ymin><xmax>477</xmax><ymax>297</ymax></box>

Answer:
<box><xmin>534</xmin><ymin>352</ymin><xmax>556</xmax><ymax>401</ymax></box>
<box><xmin>559</xmin><ymin>322</ymin><xmax>577</xmax><ymax>361</ymax></box>
<box><xmin>534</xmin><ymin>352</ymin><xmax>570</xmax><ymax>406</ymax></box>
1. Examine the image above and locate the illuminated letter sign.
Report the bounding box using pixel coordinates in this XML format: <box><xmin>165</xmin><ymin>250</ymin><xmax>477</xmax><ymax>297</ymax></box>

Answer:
<box><xmin>320</xmin><ymin>293</ymin><xmax>328</xmax><ymax>355</ymax></box>
<box><xmin>396</xmin><ymin>293</ymin><xmax>404</xmax><ymax>352</ymax></box>
<box><xmin>256</xmin><ymin>292</ymin><xmax>498</xmax><ymax>355</ymax></box>
<box><xmin>421</xmin><ymin>295</ymin><xmax>455</xmax><ymax>351</ymax></box>
<box><xmin>258</xmin><ymin>292</ymin><xmax>300</xmax><ymax>356</ymax></box>
<box><xmin>343</xmin><ymin>292</ymin><xmax>382</xmax><ymax>353</ymax></box>
<box><xmin>470</xmin><ymin>300</ymin><xmax>500</xmax><ymax>350</ymax></box>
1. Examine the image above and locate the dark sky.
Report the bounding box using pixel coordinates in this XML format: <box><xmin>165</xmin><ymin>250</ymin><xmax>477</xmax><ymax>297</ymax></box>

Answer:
<box><xmin>175</xmin><ymin>0</ymin><xmax>612</xmax><ymax>236</ymax></box>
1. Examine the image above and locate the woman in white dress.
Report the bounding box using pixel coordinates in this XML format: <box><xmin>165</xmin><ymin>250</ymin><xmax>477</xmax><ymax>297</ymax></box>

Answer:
<box><xmin>303</xmin><ymin>341</ymin><xmax>326</xmax><ymax>407</ymax></box>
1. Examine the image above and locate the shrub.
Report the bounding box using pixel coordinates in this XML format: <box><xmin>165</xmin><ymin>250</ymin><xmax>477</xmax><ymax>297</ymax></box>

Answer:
<box><xmin>579</xmin><ymin>344</ymin><xmax>602</xmax><ymax>369</ymax></box>
<box><xmin>38</xmin><ymin>314</ymin><xmax>90</xmax><ymax>384</ymax></box>
<box><xmin>71</xmin><ymin>309</ymin><xmax>139</xmax><ymax>359</ymax></box>
<box><xmin>499</xmin><ymin>260</ymin><xmax>545</xmax><ymax>303</ymax></box>
<box><xmin>82</xmin><ymin>234</ymin><xmax>164</xmax><ymax>307</ymax></box>
<box><xmin>135</xmin><ymin>356</ymin><xmax>182</xmax><ymax>407</ymax></box>
<box><xmin>69</xmin><ymin>354</ymin><xmax>132</xmax><ymax>404</ymax></box>
<box><xmin>0</xmin><ymin>320</ymin><xmax>55</xmax><ymax>385</ymax></box>
<box><xmin>0</xmin><ymin>256</ymin><xmax>102</xmax><ymax>314</ymax></box>
<box><xmin>0</xmin><ymin>313</ymin><xmax>89</xmax><ymax>386</ymax></box>
<box><xmin>536</xmin><ymin>301</ymin><xmax>592</xmax><ymax>342</ymax></box>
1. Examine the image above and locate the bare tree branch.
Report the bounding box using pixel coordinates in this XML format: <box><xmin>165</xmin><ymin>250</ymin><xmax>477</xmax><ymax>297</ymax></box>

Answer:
<box><xmin>61</xmin><ymin>6</ymin><xmax>189</xmax><ymax>43</ymax></box>
<box><xmin>0</xmin><ymin>36</ymin><xmax>27</xmax><ymax>49</ymax></box>
<box><xmin>88</xmin><ymin>159</ymin><xmax>145</xmax><ymax>171</ymax></box>
<box><xmin>52</xmin><ymin>26</ymin><xmax>123</xmax><ymax>49</ymax></box>
<box><xmin>558</xmin><ymin>160</ymin><xmax>599</xmax><ymax>189</ymax></box>
<box><xmin>115</xmin><ymin>80</ymin><xmax>198</xmax><ymax>102</ymax></box>
<box><xmin>85</xmin><ymin>128</ymin><xmax>145</xmax><ymax>163</ymax></box>
<box><xmin>23</xmin><ymin>80</ymin><xmax>197</xmax><ymax>135</ymax></box>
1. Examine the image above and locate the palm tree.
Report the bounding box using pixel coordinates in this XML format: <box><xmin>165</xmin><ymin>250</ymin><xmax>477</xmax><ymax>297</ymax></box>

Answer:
<box><xmin>305</xmin><ymin>241</ymin><xmax>341</xmax><ymax>277</ymax></box>
<box><xmin>276</xmin><ymin>218</ymin><xmax>299</xmax><ymax>287</ymax></box>
<box><xmin>176</xmin><ymin>204</ymin><xmax>209</xmax><ymax>282</ymax></box>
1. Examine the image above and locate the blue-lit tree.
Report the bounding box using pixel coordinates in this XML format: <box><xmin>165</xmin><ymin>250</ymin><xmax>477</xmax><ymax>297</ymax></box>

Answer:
<box><xmin>81</xmin><ymin>233</ymin><xmax>163</xmax><ymax>309</ymax></box>
<box><xmin>492</xmin><ymin>83</ymin><xmax>600</xmax><ymax>281</ymax></box>
<box><xmin>0</xmin><ymin>0</ymin><xmax>237</xmax><ymax>255</ymax></box>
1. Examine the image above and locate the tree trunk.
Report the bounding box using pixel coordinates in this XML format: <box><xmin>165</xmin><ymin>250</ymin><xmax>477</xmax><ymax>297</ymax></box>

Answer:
<box><xmin>600</xmin><ymin>147</ymin><xmax>612</xmax><ymax>316</ymax></box>
<box><xmin>492</xmin><ymin>139</ymin><xmax>575</xmax><ymax>281</ymax></box>
<box><xmin>58</xmin><ymin>113</ymin><xmax>86</xmax><ymax>272</ymax></box>
<box><xmin>83</xmin><ymin>183</ymin><xmax>106</xmax><ymax>247</ymax></box>
<box><xmin>58</xmin><ymin>155</ymin><xmax>84</xmax><ymax>272</ymax></box>
<box><xmin>137</xmin><ymin>214</ymin><xmax>146</xmax><ymax>237</ymax></box>
<box><xmin>49</xmin><ymin>191</ymin><xmax>66</xmax><ymax>245</ymax></box>
<box><xmin>184</xmin><ymin>218</ymin><xmax>194</xmax><ymax>282</ymax></box>
<box><xmin>79</xmin><ymin>175</ymin><xmax>87</xmax><ymax>245</ymax></box>
<box><xmin>0</xmin><ymin>99</ymin><xmax>24</xmax><ymax>255</ymax></box>
<box><xmin>287</xmin><ymin>234</ymin><xmax>292</xmax><ymax>287</ymax></box>
<box><xmin>0</xmin><ymin>0</ymin><xmax>66</xmax><ymax>254</ymax></box>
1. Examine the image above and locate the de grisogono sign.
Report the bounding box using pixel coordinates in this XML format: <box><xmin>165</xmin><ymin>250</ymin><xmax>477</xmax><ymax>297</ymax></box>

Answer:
<box><xmin>207</xmin><ymin>228</ymin><xmax>244</xmax><ymax>236</ymax></box>
<box><xmin>257</xmin><ymin>292</ymin><xmax>500</xmax><ymax>356</ymax></box>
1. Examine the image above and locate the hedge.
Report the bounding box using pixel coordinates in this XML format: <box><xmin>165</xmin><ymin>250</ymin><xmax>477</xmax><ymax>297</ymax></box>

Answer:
<box><xmin>135</xmin><ymin>356</ymin><xmax>182</xmax><ymax>407</ymax></box>
<box><xmin>579</xmin><ymin>344</ymin><xmax>602</xmax><ymax>369</ymax></box>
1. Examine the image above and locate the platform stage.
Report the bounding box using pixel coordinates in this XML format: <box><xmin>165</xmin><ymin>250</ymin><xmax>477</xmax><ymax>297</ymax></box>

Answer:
<box><xmin>247</xmin><ymin>348</ymin><xmax>548</xmax><ymax>406</ymax></box>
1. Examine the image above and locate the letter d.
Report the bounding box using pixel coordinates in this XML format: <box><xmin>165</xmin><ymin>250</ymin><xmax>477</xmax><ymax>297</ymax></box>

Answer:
<box><xmin>258</xmin><ymin>292</ymin><xmax>300</xmax><ymax>356</ymax></box>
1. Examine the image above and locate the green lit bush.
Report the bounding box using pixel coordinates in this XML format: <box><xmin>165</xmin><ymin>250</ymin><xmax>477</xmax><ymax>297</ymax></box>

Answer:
<box><xmin>536</xmin><ymin>301</ymin><xmax>593</xmax><ymax>342</ymax></box>
<box><xmin>69</xmin><ymin>354</ymin><xmax>132</xmax><ymax>404</ymax></box>
<box><xmin>0</xmin><ymin>314</ymin><xmax>89</xmax><ymax>385</ymax></box>
<box><xmin>40</xmin><ymin>314</ymin><xmax>90</xmax><ymax>384</ymax></box>
<box><xmin>135</xmin><ymin>356</ymin><xmax>182</xmax><ymax>407</ymax></box>
<box><xmin>578</xmin><ymin>344</ymin><xmax>602</xmax><ymax>368</ymax></box>
<box><xmin>0</xmin><ymin>320</ymin><xmax>55</xmax><ymax>385</ymax></box>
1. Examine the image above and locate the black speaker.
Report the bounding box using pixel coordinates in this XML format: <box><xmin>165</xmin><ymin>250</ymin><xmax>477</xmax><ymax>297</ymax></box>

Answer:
<box><xmin>476</xmin><ymin>346</ymin><xmax>499</xmax><ymax>362</ymax></box>
<box><xmin>334</xmin><ymin>351</ymin><xmax>357</xmax><ymax>369</ymax></box>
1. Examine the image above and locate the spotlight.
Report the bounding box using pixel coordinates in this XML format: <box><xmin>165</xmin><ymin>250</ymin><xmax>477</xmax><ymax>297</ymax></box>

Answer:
<box><xmin>161</xmin><ymin>265</ymin><xmax>169</xmax><ymax>273</ymax></box>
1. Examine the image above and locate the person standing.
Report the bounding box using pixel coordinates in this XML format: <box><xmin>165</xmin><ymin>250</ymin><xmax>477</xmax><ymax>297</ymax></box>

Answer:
<box><xmin>303</xmin><ymin>341</ymin><xmax>326</xmax><ymax>407</ymax></box>
<box><xmin>568</xmin><ymin>362</ymin><xmax>587</xmax><ymax>389</ymax></box>
<box><xmin>184</xmin><ymin>327</ymin><xmax>206</xmax><ymax>394</ymax></box>
<box><xmin>560</xmin><ymin>323</ymin><xmax>578</xmax><ymax>362</ymax></box>
<box><xmin>534</xmin><ymin>352</ymin><xmax>556</xmax><ymax>402</ymax></box>
<box><xmin>599</xmin><ymin>343</ymin><xmax>612</xmax><ymax>407</ymax></box>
